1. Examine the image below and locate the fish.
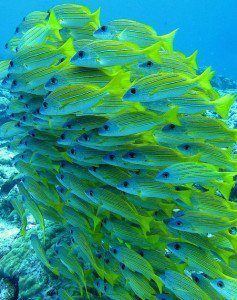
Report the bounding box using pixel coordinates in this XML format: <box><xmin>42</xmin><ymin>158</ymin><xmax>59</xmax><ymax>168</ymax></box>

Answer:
<box><xmin>110</xmin><ymin>245</ymin><xmax>163</xmax><ymax>291</ymax></box>
<box><xmin>167</xmin><ymin>242</ymin><xmax>226</xmax><ymax>278</ymax></box>
<box><xmin>70</xmin><ymin>39</ymin><xmax>163</xmax><ymax>68</ymax></box>
<box><xmin>51</xmin><ymin>4</ymin><xmax>100</xmax><ymax>28</ymax></box>
<box><xmin>94</xmin><ymin>19</ymin><xmax>176</xmax><ymax>50</ymax></box>
<box><xmin>156</xmin><ymin>162</ymin><xmax>236</xmax><ymax>185</ymax></box>
<box><xmin>119</xmin><ymin>264</ymin><xmax>157</xmax><ymax>299</ymax></box>
<box><xmin>177</xmin><ymin>141</ymin><xmax>237</xmax><ymax>170</ymax></box>
<box><xmin>98</xmin><ymin>108</ymin><xmax>180</xmax><ymax>136</ymax></box>
<box><xmin>160</xmin><ymin>270</ymin><xmax>210</xmax><ymax>300</ymax></box>
<box><xmin>210</xmin><ymin>278</ymin><xmax>237</xmax><ymax>300</ymax></box>
<box><xmin>166</xmin><ymin>211</ymin><xmax>237</xmax><ymax>234</ymax></box>
<box><xmin>30</xmin><ymin>234</ymin><xmax>59</xmax><ymax>275</ymax></box>
<box><xmin>85</xmin><ymin>187</ymin><xmax>152</xmax><ymax>234</ymax></box>
<box><xmin>122</xmin><ymin>145</ymin><xmax>198</xmax><ymax>167</ymax></box>
<box><xmin>123</xmin><ymin>67</ymin><xmax>213</xmax><ymax>102</ymax></box>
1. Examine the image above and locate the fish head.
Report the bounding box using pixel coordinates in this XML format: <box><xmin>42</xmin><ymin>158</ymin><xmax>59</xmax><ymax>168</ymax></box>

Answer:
<box><xmin>45</xmin><ymin>75</ymin><xmax>60</xmax><ymax>90</ymax></box>
<box><xmin>85</xmin><ymin>187</ymin><xmax>96</xmax><ymax>198</ymax></box>
<box><xmin>98</xmin><ymin>121</ymin><xmax>119</xmax><ymax>136</ymax></box>
<box><xmin>161</xmin><ymin>123</ymin><xmax>183</xmax><ymax>134</ymax></box>
<box><xmin>109</xmin><ymin>245</ymin><xmax>120</xmax><ymax>256</ymax></box>
<box><xmin>56</xmin><ymin>172</ymin><xmax>65</xmax><ymax>184</ymax></box>
<box><xmin>93</xmin><ymin>24</ymin><xmax>116</xmax><ymax>39</ymax></box>
<box><xmin>210</xmin><ymin>279</ymin><xmax>231</xmax><ymax>297</ymax></box>
<box><xmin>138</xmin><ymin>60</ymin><xmax>158</xmax><ymax>71</ymax></box>
<box><xmin>123</xmin><ymin>84</ymin><xmax>143</xmax><ymax>102</ymax></box>
<box><xmin>70</xmin><ymin>46</ymin><xmax>97</xmax><ymax>67</ymax></box>
<box><xmin>167</xmin><ymin>242</ymin><xmax>183</xmax><ymax>254</ymax></box>
<box><xmin>177</xmin><ymin>142</ymin><xmax>195</xmax><ymax>156</ymax></box>
<box><xmin>117</xmin><ymin>178</ymin><xmax>135</xmax><ymax>194</ymax></box>
<box><xmin>56</xmin><ymin>185</ymin><xmax>67</xmax><ymax>197</ymax></box>
<box><xmin>156</xmin><ymin>167</ymin><xmax>173</xmax><ymax>183</ymax></box>
<box><xmin>165</xmin><ymin>217</ymin><xmax>189</xmax><ymax>232</ymax></box>
<box><xmin>122</xmin><ymin>148</ymin><xmax>144</xmax><ymax>163</ymax></box>
<box><xmin>103</xmin><ymin>151</ymin><xmax>119</xmax><ymax>164</ymax></box>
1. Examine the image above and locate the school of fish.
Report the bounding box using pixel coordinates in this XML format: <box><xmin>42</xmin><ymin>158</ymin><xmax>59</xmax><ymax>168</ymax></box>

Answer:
<box><xmin>1</xmin><ymin>3</ymin><xmax>237</xmax><ymax>299</ymax></box>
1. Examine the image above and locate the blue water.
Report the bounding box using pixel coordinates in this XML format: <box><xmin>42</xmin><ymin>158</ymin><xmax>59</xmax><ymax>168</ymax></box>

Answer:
<box><xmin>0</xmin><ymin>0</ymin><xmax>236</xmax><ymax>79</ymax></box>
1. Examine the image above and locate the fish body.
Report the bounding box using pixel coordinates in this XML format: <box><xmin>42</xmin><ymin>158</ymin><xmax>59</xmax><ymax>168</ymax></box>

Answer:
<box><xmin>210</xmin><ymin>278</ymin><xmax>237</xmax><ymax>300</ymax></box>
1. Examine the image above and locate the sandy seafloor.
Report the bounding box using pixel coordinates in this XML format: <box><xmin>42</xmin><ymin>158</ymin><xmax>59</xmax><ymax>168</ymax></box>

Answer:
<box><xmin>0</xmin><ymin>73</ymin><xmax>236</xmax><ymax>300</ymax></box>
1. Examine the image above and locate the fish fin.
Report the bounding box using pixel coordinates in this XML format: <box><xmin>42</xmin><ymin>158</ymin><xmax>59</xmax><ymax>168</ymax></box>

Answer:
<box><xmin>186</xmin><ymin>50</ymin><xmax>198</xmax><ymax>69</ymax></box>
<box><xmin>162</xmin><ymin>106</ymin><xmax>181</xmax><ymax>125</ymax></box>
<box><xmin>91</xmin><ymin>8</ymin><xmax>101</xmax><ymax>27</ymax></box>
<box><xmin>153</xmin><ymin>274</ymin><xmax>163</xmax><ymax>293</ymax></box>
<box><xmin>195</xmin><ymin>67</ymin><xmax>214</xmax><ymax>91</ymax></box>
<box><xmin>158</xmin><ymin>29</ymin><xmax>178</xmax><ymax>53</ymax></box>
<box><xmin>102</xmin><ymin>70</ymin><xmax>131</xmax><ymax>94</ymax></box>
<box><xmin>217</xmin><ymin>181</ymin><xmax>235</xmax><ymax>200</ymax></box>
<box><xmin>59</xmin><ymin>37</ymin><xmax>76</xmax><ymax>56</ymax></box>
<box><xmin>47</xmin><ymin>10</ymin><xmax>62</xmax><ymax>40</ymax></box>
<box><xmin>102</xmin><ymin>65</ymin><xmax>122</xmax><ymax>76</ymax></box>
<box><xmin>93</xmin><ymin>216</ymin><xmax>101</xmax><ymax>230</ymax></box>
<box><xmin>142</xmin><ymin>41</ymin><xmax>163</xmax><ymax>63</ymax></box>
<box><xmin>214</xmin><ymin>94</ymin><xmax>236</xmax><ymax>118</ymax></box>
<box><xmin>139</xmin><ymin>216</ymin><xmax>153</xmax><ymax>235</ymax></box>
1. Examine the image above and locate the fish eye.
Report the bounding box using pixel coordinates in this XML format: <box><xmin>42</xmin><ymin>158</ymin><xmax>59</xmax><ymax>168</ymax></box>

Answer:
<box><xmin>96</xmin><ymin>253</ymin><xmax>102</xmax><ymax>259</ymax></box>
<box><xmin>193</xmin><ymin>275</ymin><xmax>199</xmax><ymax>283</ymax></box>
<box><xmin>23</xmin><ymin>17</ymin><xmax>26</xmax><ymax>21</ymax></box>
<box><xmin>24</xmin><ymin>141</ymin><xmax>28</xmax><ymax>146</ymax></box>
<box><xmin>5</xmin><ymin>43</ymin><xmax>8</xmax><ymax>49</ymax></box>
<box><xmin>16</xmin><ymin>122</ymin><xmax>21</xmax><ymax>127</ymax></box>
<box><xmin>46</xmin><ymin>91</ymin><xmax>52</xmax><ymax>97</ymax></box>
<box><xmin>162</xmin><ymin>171</ymin><xmax>170</xmax><ymax>178</ymax></box>
<box><xmin>175</xmin><ymin>220</ymin><xmax>183</xmax><ymax>226</ymax></box>
<box><xmin>60</xmin><ymin>161</ymin><xmax>66</xmax><ymax>168</ymax></box>
<box><xmin>15</xmin><ymin>47</ymin><xmax>18</xmax><ymax>52</ymax></box>
<box><xmin>10</xmin><ymin>113</ymin><xmax>15</xmax><ymax>118</ymax></box>
<box><xmin>102</xmin><ymin>218</ymin><xmax>108</xmax><ymax>225</ymax></box>
<box><xmin>183</xmin><ymin>144</ymin><xmax>190</xmax><ymax>150</ymax></box>
<box><xmin>58</xmin><ymin>57</ymin><xmax>65</xmax><ymax>64</ymax></box>
<box><xmin>169</xmin><ymin>124</ymin><xmax>176</xmax><ymax>130</ymax></box>
<box><xmin>90</xmin><ymin>166</ymin><xmax>97</xmax><ymax>172</ymax></box>
<box><xmin>78</xmin><ymin>50</ymin><xmax>85</xmax><ymax>58</ymax></box>
<box><xmin>112</xmin><ymin>248</ymin><xmax>117</xmax><ymax>254</ymax></box>
<box><xmin>103</xmin><ymin>124</ymin><xmax>109</xmax><ymax>131</ymax></box>
<box><xmin>130</xmin><ymin>87</ymin><xmax>136</xmax><ymax>94</ymax></box>
<box><xmin>108</xmin><ymin>154</ymin><xmax>115</xmax><ymax>160</ymax></box>
<box><xmin>104</xmin><ymin>258</ymin><xmax>109</xmax><ymax>264</ymax></box>
<box><xmin>15</xmin><ymin>27</ymin><xmax>19</xmax><ymax>33</ymax></box>
<box><xmin>104</xmin><ymin>285</ymin><xmax>108</xmax><ymax>292</ymax></box>
<box><xmin>174</xmin><ymin>243</ymin><xmax>181</xmax><ymax>250</ymax></box>
<box><xmin>217</xmin><ymin>280</ymin><xmax>224</xmax><ymax>288</ymax></box>
<box><xmin>19</xmin><ymin>95</ymin><xmax>24</xmax><ymax>100</ymax></box>
<box><xmin>50</xmin><ymin>77</ymin><xmax>58</xmax><ymax>85</ymax></box>
<box><xmin>12</xmin><ymin>80</ymin><xmax>17</xmax><ymax>86</ymax></box>
<box><xmin>228</xmin><ymin>226</ymin><xmax>237</xmax><ymax>235</ymax></box>
<box><xmin>128</xmin><ymin>151</ymin><xmax>136</xmax><ymax>158</ymax></box>
<box><xmin>81</xmin><ymin>133</ymin><xmax>90</xmax><ymax>141</ymax></box>
<box><xmin>35</xmin><ymin>108</ymin><xmax>40</xmax><ymax>114</ymax></box>
<box><xmin>60</xmin><ymin>174</ymin><xmax>64</xmax><ymax>180</ymax></box>
<box><xmin>9</xmin><ymin>61</ymin><xmax>14</xmax><ymax>67</ymax></box>
<box><xmin>138</xmin><ymin>250</ymin><xmax>144</xmax><ymax>257</ymax></box>
<box><xmin>121</xmin><ymin>263</ymin><xmax>126</xmax><ymax>270</ymax></box>
<box><xmin>60</xmin><ymin>133</ymin><xmax>66</xmax><ymax>140</ymax></box>
<box><xmin>146</xmin><ymin>60</ymin><xmax>153</xmax><ymax>67</ymax></box>
<box><xmin>70</xmin><ymin>148</ymin><xmax>76</xmax><ymax>155</ymax></box>
<box><xmin>123</xmin><ymin>181</ymin><xmax>129</xmax><ymax>188</ymax></box>
<box><xmin>59</xmin><ymin>187</ymin><xmax>64</xmax><ymax>193</ymax></box>
<box><xmin>71</xmin><ymin>237</ymin><xmax>75</xmax><ymax>243</ymax></box>
<box><xmin>96</xmin><ymin>280</ymin><xmax>100</xmax><ymax>287</ymax></box>
<box><xmin>101</xmin><ymin>25</ymin><xmax>108</xmax><ymax>32</ymax></box>
<box><xmin>25</xmin><ymin>103</ymin><xmax>29</xmax><ymax>109</ymax></box>
<box><xmin>43</xmin><ymin>102</ymin><xmax>48</xmax><ymax>108</ymax></box>
<box><xmin>31</xmin><ymin>131</ymin><xmax>36</xmax><ymax>137</ymax></box>
<box><xmin>67</xmin><ymin>123</ymin><xmax>72</xmax><ymax>129</ymax></box>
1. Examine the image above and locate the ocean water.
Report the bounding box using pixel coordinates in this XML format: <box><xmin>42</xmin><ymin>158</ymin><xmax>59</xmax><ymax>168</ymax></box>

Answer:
<box><xmin>0</xmin><ymin>0</ymin><xmax>236</xmax><ymax>79</ymax></box>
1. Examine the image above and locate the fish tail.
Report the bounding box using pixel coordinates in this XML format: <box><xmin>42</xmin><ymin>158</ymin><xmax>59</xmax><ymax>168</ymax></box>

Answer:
<box><xmin>102</xmin><ymin>70</ymin><xmax>131</xmax><ymax>94</ymax></box>
<box><xmin>142</xmin><ymin>41</ymin><xmax>163</xmax><ymax>63</ymax></box>
<box><xmin>47</xmin><ymin>10</ymin><xmax>62</xmax><ymax>40</ymax></box>
<box><xmin>153</xmin><ymin>274</ymin><xmax>163</xmax><ymax>293</ymax></box>
<box><xmin>91</xmin><ymin>8</ymin><xmax>101</xmax><ymax>27</ymax></box>
<box><xmin>139</xmin><ymin>216</ymin><xmax>153</xmax><ymax>235</ymax></box>
<box><xmin>186</xmin><ymin>50</ymin><xmax>198</xmax><ymax>69</ymax></box>
<box><xmin>217</xmin><ymin>181</ymin><xmax>235</xmax><ymax>200</ymax></box>
<box><xmin>93</xmin><ymin>216</ymin><xmax>101</xmax><ymax>230</ymax></box>
<box><xmin>195</xmin><ymin>66</ymin><xmax>214</xmax><ymax>91</ymax></box>
<box><xmin>162</xmin><ymin>106</ymin><xmax>181</xmax><ymax>125</ymax></box>
<box><xmin>59</xmin><ymin>37</ymin><xmax>75</xmax><ymax>57</ymax></box>
<box><xmin>215</xmin><ymin>94</ymin><xmax>236</xmax><ymax>118</ymax></box>
<box><xmin>159</xmin><ymin>29</ymin><xmax>178</xmax><ymax>53</ymax></box>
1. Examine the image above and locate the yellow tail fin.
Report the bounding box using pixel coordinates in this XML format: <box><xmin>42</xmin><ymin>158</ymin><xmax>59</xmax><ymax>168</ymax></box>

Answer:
<box><xmin>215</xmin><ymin>94</ymin><xmax>236</xmax><ymax>118</ymax></box>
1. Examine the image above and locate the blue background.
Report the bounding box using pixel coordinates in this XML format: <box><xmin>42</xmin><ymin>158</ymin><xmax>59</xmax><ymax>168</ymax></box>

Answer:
<box><xmin>0</xmin><ymin>0</ymin><xmax>236</xmax><ymax>79</ymax></box>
